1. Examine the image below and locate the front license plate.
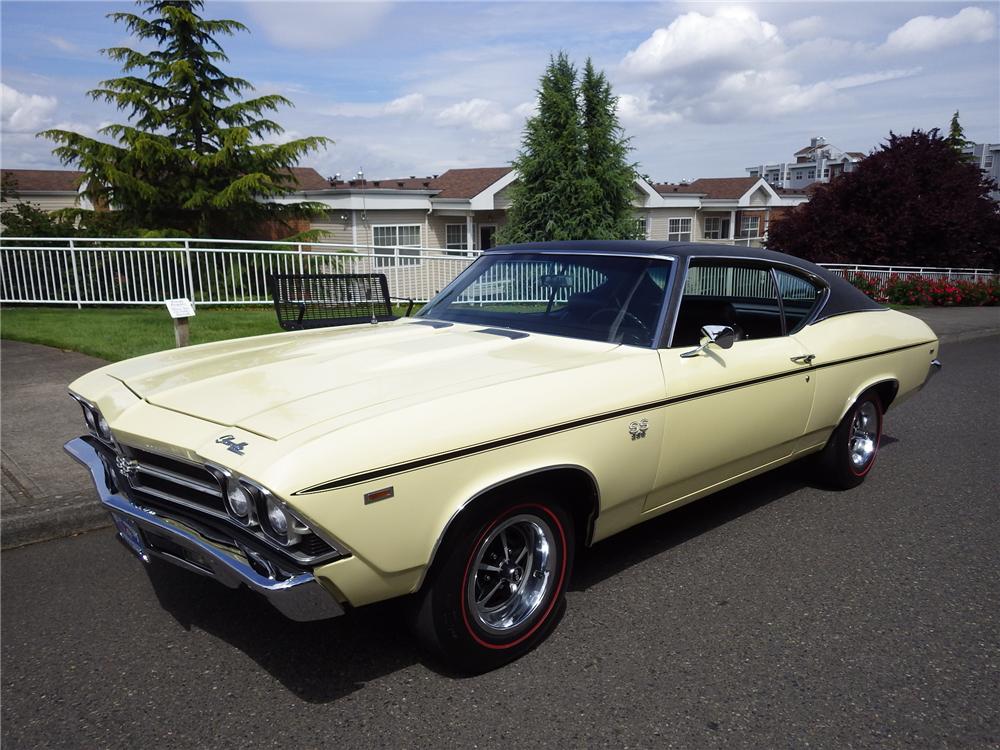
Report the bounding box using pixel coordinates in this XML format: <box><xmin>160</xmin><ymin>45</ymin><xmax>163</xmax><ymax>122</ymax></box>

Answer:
<box><xmin>112</xmin><ymin>514</ymin><xmax>146</xmax><ymax>559</ymax></box>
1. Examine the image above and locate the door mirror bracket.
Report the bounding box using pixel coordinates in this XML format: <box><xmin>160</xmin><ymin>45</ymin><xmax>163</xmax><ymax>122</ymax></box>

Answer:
<box><xmin>680</xmin><ymin>325</ymin><xmax>737</xmax><ymax>358</ymax></box>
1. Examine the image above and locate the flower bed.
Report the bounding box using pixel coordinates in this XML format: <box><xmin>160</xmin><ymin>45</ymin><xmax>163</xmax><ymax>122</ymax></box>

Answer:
<box><xmin>844</xmin><ymin>272</ymin><xmax>999</xmax><ymax>306</ymax></box>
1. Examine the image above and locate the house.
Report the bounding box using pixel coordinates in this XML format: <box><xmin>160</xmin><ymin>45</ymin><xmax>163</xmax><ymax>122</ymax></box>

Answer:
<box><xmin>651</xmin><ymin>177</ymin><xmax>809</xmax><ymax>244</ymax></box>
<box><xmin>0</xmin><ymin>168</ymin><xmax>89</xmax><ymax>212</ymax></box>
<box><xmin>277</xmin><ymin>167</ymin><xmax>809</xmax><ymax>258</ymax></box>
<box><xmin>746</xmin><ymin>136</ymin><xmax>864</xmax><ymax>190</ymax></box>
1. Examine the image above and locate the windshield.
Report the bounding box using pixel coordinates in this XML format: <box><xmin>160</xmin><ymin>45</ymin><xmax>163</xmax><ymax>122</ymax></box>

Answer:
<box><xmin>417</xmin><ymin>252</ymin><xmax>674</xmax><ymax>347</ymax></box>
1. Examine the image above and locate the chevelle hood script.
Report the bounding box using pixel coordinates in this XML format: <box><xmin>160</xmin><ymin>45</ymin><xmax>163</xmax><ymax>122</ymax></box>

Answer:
<box><xmin>103</xmin><ymin>321</ymin><xmax>619</xmax><ymax>440</ymax></box>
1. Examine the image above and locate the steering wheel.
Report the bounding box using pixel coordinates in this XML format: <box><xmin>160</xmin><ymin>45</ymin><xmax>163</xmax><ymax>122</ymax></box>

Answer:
<box><xmin>585</xmin><ymin>307</ymin><xmax>650</xmax><ymax>341</ymax></box>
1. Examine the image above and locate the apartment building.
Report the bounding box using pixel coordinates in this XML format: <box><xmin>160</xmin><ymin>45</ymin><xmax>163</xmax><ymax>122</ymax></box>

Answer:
<box><xmin>746</xmin><ymin>136</ymin><xmax>865</xmax><ymax>190</ymax></box>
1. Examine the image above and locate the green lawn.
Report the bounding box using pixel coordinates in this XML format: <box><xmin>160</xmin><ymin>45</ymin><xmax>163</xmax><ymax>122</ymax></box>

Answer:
<box><xmin>0</xmin><ymin>306</ymin><xmax>283</xmax><ymax>361</ymax></box>
<box><xmin>0</xmin><ymin>304</ymin><xmax>420</xmax><ymax>362</ymax></box>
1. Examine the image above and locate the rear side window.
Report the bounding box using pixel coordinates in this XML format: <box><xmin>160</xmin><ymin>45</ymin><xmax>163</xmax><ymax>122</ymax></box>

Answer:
<box><xmin>671</xmin><ymin>263</ymin><xmax>782</xmax><ymax>347</ymax></box>
<box><xmin>774</xmin><ymin>269</ymin><xmax>822</xmax><ymax>334</ymax></box>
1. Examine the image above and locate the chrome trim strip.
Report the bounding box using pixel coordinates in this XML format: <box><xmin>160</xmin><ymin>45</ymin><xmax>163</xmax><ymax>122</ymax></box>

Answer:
<box><xmin>135</xmin><ymin>462</ymin><xmax>223</xmax><ymax>497</ymax></box>
<box><xmin>64</xmin><ymin>437</ymin><xmax>345</xmax><ymax>622</ymax></box>
<box><xmin>295</xmin><ymin>338</ymin><xmax>937</xmax><ymax>495</ymax></box>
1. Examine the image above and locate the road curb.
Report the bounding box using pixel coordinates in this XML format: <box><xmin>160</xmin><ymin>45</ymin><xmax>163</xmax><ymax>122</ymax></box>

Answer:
<box><xmin>1</xmin><ymin>497</ymin><xmax>110</xmax><ymax>550</ymax></box>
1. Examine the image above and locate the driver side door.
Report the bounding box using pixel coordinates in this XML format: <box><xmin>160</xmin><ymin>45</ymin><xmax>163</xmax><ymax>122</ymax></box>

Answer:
<box><xmin>644</xmin><ymin>261</ymin><xmax>816</xmax><ymax>513</ymax></box>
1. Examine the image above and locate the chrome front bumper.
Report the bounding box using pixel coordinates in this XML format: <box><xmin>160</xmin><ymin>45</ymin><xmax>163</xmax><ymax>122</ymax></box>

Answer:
<box><xmin>64</xmin><ymin>436</ymin><xmax>344</xmax><ymax>622</ymax></box>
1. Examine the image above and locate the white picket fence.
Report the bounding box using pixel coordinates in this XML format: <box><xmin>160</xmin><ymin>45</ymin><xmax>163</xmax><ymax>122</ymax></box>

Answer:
<box><xmin>0</xmin><ymin>236</ymin><xmax>994</xmax><ymax>308</ymax></box>
<box><xmin>0</xmin><ymin>237</ymin><xmax>476</xmax><ymax>307</ymax></box>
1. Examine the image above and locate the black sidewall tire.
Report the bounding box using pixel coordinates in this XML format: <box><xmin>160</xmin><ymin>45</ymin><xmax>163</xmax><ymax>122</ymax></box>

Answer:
<box><xmin>817</xmin><ymin>391</ymin><xmax>884</xmax><ymax>490</ymax></box>
<box><xmin>413</xmin><ymin>494</ymin><xmax>574</xmax><ymax>674</ymax></box>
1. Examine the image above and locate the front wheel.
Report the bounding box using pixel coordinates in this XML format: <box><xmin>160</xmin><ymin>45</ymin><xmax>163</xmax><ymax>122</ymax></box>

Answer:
<box><xmin>816</xmin><ymin>390</ymin><xmax>883</xmax><ymax>489</ymax></box>
<box><xmin>412</xmin><ymin>496</ymin><xmax>574</xmax><ymax>673</ymax></box>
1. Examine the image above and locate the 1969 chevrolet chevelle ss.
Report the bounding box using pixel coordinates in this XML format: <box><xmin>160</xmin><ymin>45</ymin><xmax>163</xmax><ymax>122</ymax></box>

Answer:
<box><xmin>66</xmin><ymin>241</ymin><xmax>941</xmax><ymax>672</ymax></box>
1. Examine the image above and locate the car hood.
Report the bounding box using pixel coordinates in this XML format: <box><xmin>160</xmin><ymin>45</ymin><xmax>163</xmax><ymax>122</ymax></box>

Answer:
<box><xmin>104</xmin><ymin>321</ymin><xmax>620</xmax><ymax>440</ymax></box>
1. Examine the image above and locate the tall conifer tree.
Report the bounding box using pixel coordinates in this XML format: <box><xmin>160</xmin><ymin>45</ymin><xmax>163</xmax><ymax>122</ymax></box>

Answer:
<box><xmin>498</xmin><ymin>53</ymin><xmax>638</xmax><ymax>244</ymax></box>
<box><xmin>41</xmin><ymin>0</ymin><xmax>330</xmax><ymax>237</ymax></box>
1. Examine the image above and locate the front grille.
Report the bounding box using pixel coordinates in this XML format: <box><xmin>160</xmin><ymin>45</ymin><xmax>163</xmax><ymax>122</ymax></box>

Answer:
<box><xmin>125</xmin><ymin>447</ymin><xmax>227</xmax><ymax>517</ymax></box>
<box><xmin>117</xmin><ymin>443</ymin><xmax>342</xmax><ymax>566</ymax></box>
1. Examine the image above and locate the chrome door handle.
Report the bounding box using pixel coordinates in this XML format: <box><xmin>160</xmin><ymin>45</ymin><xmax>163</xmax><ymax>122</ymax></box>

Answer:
<box><xmin>791</xmin><ymin>354</ymin><xmax>816</xmax><ymax>365</ymax></box>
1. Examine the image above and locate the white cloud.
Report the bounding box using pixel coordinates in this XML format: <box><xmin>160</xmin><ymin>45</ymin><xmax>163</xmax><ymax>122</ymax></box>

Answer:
<box><xmin>783</xmin><ymin>16</ymin><xmax>824</xmax><ymax>40</ymax></box>
<box><xmin>882</xmin><ymin>7</ymin><xmax>996</xmax><ymax>53</ymax></box>
<box><xmin>829</xmin><ymin>67</ymin><xmax>922</xmax><ymax>90</ymax></box>
<box><xmin>620</xmin><ymin>8</ymin><xmax>783</xmax><ymax>78</ymax></box>
<box><xmin>616</xmin><ymin>93</ymin><xmax>681</xmax><ymax>127</ymax></box>
<box><xmin>244</xmin><ymin>1</ymin><xmax>391</xmax><ymax>51</ymax></box>
<box><xmin>43</xmin><ymin>35</ymin><xmax>80</xmax><ymax>53</ymax></box>
<box><xmin>384</xmin><ymin>93</ymin><xmax>425</xmax><ymax>115</ymax></box>
<box><xmin>694</xmin><ymin>70</ymin><xmax>841</xmax><ymax>123</ymax></box>
<box><xmin>323</xmin><ymin>93</ymin><xmax>425</xmax><ymax>118</ymax></box>
<box><xmin>1</xmin><ymin>83</ymin><xmax>58</xmax><ymax>132</ymax></box>
<box><xmin>514</xmin><ymin>100</ymin><xmax>538</xmax><ymax>119</ymax></box>
<box><xmin>436</xmin><ymin>98</ymin><xmax>512</xmax><ymax>132</ymax></box>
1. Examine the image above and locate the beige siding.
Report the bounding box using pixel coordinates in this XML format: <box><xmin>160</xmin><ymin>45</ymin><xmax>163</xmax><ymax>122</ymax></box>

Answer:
<box><xmin>18</xmin><ymin>194</ymin><xmax>80</xmax><ymax>212</ymax></box>
<box><xmin>309</xmin><ymin>210</ymin><xmax>356</xmax><ymax>246</ymax></box>
<box><xmin>647</xmin><ymin>207</ymin><xmax>699</xmax><ymax>240</ymax></box>
<box><xmin>748</xmin><ymin>186</ymin><xmax>768</xmax><ymax>206</ymax></box>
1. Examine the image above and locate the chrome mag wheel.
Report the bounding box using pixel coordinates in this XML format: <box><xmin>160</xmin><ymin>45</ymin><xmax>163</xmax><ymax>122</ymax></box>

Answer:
<box><xmin>849</xmin><ymin>401</ymin><xmax>879</xmax><ymax>472</ymax></box>
<box><xmin>466</xmin><ymin>514</ymin><xmax>556</xmax><ymax>636</ymax></box>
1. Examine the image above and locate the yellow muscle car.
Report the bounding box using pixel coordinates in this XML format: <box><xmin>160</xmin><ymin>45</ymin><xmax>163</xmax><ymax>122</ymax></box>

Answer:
<box><xmin>65</xmin><ymin>241</ymin><xmax>941</xmax><ymax>672</ymax></box>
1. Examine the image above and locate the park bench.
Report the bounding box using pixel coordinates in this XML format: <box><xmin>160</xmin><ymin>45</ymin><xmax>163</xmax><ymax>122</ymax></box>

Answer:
<box><xmin>268</xmin><ymin>273</ymin><xmax>414</xmax><ymax>331</ymax></box>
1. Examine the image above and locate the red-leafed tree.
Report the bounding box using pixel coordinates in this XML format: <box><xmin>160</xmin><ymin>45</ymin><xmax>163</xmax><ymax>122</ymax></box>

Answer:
<box><xmin>768</xmin><ymin>129</ymin><xmax>1000</xmax><ymax>270</ymax></box>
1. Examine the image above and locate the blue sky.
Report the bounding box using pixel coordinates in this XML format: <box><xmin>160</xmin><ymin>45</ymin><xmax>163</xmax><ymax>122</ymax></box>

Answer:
<box><xmin>2</xmin><ymin>1</ymin><xmax>998</xmax><ymax>182</ymax></box>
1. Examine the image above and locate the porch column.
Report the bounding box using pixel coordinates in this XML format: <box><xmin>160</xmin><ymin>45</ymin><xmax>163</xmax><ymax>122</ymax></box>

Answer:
<box><xmin>764</xmin><ymin>207</ymin><xmax>771</xmax><ymax>241</ymax></box>
<box><xmin>466</xmin><ymin>214</ymin><xmax>475</xmax><ymax>252</ymax></box>
<box><xmin>728</xmin><ymin>209</ymin><xmax>736</xmax><ymax>242</ymax></box>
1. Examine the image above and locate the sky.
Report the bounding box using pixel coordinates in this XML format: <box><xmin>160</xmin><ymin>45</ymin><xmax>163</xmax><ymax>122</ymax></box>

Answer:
<box><xmin>1</xmin><ymin>0</ymin><xmax>998</xmax><ymax>183</ymax></box>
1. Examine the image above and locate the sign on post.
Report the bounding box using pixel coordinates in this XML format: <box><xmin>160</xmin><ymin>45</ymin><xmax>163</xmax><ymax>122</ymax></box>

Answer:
<box><xmin>165</xmin><ymin>298</ymin><xmax>196</xmax><ymax>348</ymax></box>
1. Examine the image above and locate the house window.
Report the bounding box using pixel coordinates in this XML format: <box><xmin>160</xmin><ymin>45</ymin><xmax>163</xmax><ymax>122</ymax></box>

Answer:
<box><xmin>740</xmin><ymin>216</ymin><xmax>760</xmax><ymax>237</ymax></box>
<box><xmin>749</xmin><ymin>170</ymin><xmax>759</xmax><ymax>177</ymax></box>
<box><xmin>667</xmin><ymin>217</ymin><xmax>692</xmax><ymax>241</ymax></box>
<box><xmin>822</xmin><ymin>168</ymin><xmax>830</xmax><ymax>177</ymax></box>
<box><xmin>373</xmin><ymin>224</ymin><xmax>421</xmax><ymax>266</ymax></box>
<box><xmin>807</xmin><ymin>170</ymin><xmax>816</xmax><ymax>179</ymax></box>
<box><xmin>795</xmin><ymin>172</ymin><xmax>804</xmax><ymax>180</ymax></box>
<box><xmin>704</xmin><ymin>217</ymin><xmax>721</xmax><ymax>239</ymax></box>
<box><xmin>445</xmin><ymin>224</ymin><xmax>471</xmax><ymax>256</ymax></box>
<box><xmin>633</xmin><ymin>216</ymin><xmax>648</xmax><ymax>239</ymax></box>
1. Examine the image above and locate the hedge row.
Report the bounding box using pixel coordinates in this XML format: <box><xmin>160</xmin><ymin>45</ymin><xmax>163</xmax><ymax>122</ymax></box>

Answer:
<box><xmin>844</xmin><ymin>273</ymin><xmax>999</xmax><ymax>306</ymax></box>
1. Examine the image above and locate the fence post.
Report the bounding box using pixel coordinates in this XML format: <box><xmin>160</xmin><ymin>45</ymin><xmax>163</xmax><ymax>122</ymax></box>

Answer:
<box><xmin>184</xmin><ymin>239</ymin><xmax>196</xmax><ymax>305</ymax></box>
<box><xmin>297</xmin><ymin>244</ymin><xmax>304</xmax><ymax>275</ymax></box>
<box><xmin>69</xmin><ymin>239</ymin><xmax>82</xmax><ymax>309</ymax></box>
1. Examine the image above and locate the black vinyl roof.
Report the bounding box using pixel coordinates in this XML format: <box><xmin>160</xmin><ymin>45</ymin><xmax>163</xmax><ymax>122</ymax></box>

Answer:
<box><xmin>486</xmin><ymin>240</ymin><xmax>885</xmax><ymax>319</ymax></box>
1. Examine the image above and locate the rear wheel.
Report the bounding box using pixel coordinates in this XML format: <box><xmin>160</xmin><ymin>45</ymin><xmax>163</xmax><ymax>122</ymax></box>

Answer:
<box><xmin>412</xmin><ymin>494</ymin><xmax>574</xmax><ymax>673</ymax></box>
<box><xmin>816</xmin><ymin>390</ymin><xmax>883</xmax><ymax>489</ymax></box>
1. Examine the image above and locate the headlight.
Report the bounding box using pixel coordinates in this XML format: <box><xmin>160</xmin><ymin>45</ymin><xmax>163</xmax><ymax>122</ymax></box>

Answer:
<box><xmin>226</xmin><ymin>482</ymin><xmax>253</xmax><ymax>519</ymax></box>
<box><xmin>266</xmin><ymin>497</ymin><xmax>288</xmax><ymax>535</ymax></box>
<box><xmin>96</xmin><ymin>413</ymin><xmax>112</xmax><ymax>442</ymax></box>
<box><xmin>73</xmin><ymin>395</ymin><xmax>113</xmax><ymax>444</ymax></box>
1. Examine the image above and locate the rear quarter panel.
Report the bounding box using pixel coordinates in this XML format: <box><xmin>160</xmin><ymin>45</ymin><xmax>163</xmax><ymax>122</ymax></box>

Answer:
<box><xmin>793</xmin><ymin>309</ymin><xmax>938</xmax><ymax>446</ymax></box>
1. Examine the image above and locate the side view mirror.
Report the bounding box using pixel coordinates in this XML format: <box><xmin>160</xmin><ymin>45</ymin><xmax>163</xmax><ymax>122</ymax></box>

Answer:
<box><xmin>680</xmin><ymin>324</ymin><xmax>737</xmax><ymax>358</ymax></box>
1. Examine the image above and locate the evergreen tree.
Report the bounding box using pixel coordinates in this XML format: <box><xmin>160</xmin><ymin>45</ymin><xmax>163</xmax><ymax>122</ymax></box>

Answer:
<box><xmin>946</xmin><ymin>110</ymin><xmax>971</xmax><ymax>153</ymax></box>
<box><xmin>579</xmin><ymin>59</ymin><xmax>639</xmax><ymax>239</ymax></box>
<box><xmin>41</xmin><ymin>0</ymin><xmax>330</xmax><ymax>238</ymax></box>
<box><xmin>498</xmin><ymin>53</ymin><xmax>638</xmax><ymax>244</ymax></box>
<box><xmin>768</xmin><ymin>129</ymin><xmax>999</xmax><ymax>269</ymax></box>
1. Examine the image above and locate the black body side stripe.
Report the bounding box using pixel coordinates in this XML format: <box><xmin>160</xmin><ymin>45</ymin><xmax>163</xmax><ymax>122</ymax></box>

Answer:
<box><xmin>294</xmin><ymin>339</ymin><xmax>935</xmax><ymax>495</ymax></box>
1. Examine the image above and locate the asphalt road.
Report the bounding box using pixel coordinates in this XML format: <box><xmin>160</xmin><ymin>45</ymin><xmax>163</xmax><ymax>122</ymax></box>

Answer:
<box><xmin>3</xmin><ymin>336</ymin><xmax>998</xmax><ymax>749</ymax></box>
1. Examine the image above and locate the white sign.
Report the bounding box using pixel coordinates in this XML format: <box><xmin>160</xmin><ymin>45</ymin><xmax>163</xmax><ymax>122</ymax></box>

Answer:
<box><xmin>165</xmin><ymin>298</ymin><xmax>196</xmax><ymax>319</ymax></box>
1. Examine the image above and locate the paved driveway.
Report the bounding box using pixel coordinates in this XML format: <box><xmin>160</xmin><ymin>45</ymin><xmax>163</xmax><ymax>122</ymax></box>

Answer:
<box><xmin>2</xmin><ymin>335</ymin><xmax>997</xmax><ymax>748</ymax></box>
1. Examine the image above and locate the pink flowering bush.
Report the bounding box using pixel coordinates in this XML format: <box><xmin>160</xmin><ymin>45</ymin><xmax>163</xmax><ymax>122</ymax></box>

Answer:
<box><xmin>844</xmin><ymin>272</ymin><xmax>999</xmax><ymax>306</ymax></box>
